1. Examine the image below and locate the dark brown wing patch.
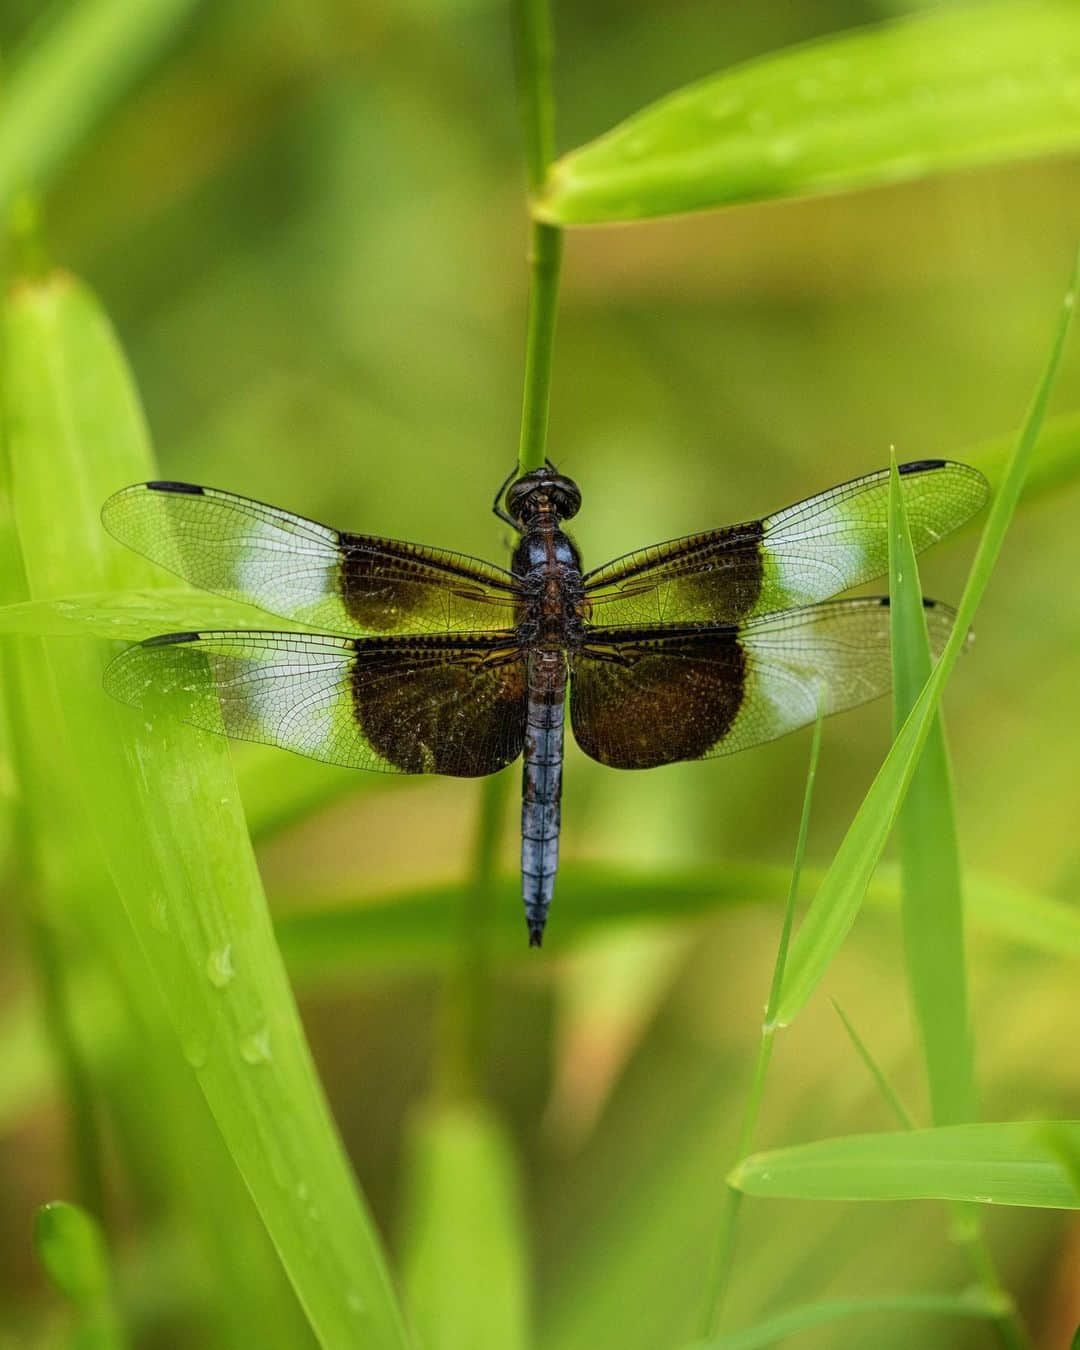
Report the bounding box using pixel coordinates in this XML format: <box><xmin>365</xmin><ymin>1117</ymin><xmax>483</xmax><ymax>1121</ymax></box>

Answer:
<box><xmin>584</xmin><ymin>522</ymin><xmax>764</xmax><ymax>627</ymax></box>
<box><xmin>339</xmin><ymin>533</ymin><xmax>521</xmax><ymax>634</ymax></box>
<box><xmin>352</xmin><ymin>638</ymin><xmax>527</xmax><ymax>776</ymax></box>
<box><xmin>570</xmin><ymin>626</ymin><xmax>747</xmax><ymax>769</ymax></box>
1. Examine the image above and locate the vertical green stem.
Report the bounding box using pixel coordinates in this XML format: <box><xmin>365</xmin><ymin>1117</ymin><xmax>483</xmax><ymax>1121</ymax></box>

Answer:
<box><xmin>517</xmin><ymin>222</ymin><xmax>563</xmax><ymax>475</ymax></box>
<box><xmin>512</xmin><ymin>0</ymin><xmax>563</xmax><ymax>477</ymax></box>
<box><xmin>700</xmin><ymin>707</ymin><xmax>823</xmax><ymax>1336</ymax></box>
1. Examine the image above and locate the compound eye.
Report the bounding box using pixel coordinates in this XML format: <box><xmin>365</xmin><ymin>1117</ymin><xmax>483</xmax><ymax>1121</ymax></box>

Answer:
<box><xmin>505</xmin><ymin>481</ymin><xmax>531</xmax><ymax>519</ymax></box>
<box><xmin>554</xmin><ymin>485</ymin><xmax>581</xmax><ymax>519</ymax></box>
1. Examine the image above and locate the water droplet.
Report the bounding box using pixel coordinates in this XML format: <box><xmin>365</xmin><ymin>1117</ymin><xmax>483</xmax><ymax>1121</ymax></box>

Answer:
<box><xmin>240</xmin><ymin>1027</ymin><xmax>272</xmax><ymax>1066</ymax></box>
<box><xmin>797</xmin><ymin>76</ymin><xmax>821</xmax><ymax>100</ymax></box>
<box><xmin>296</xmin><ymin>1181</ymin><xmax>310</xmax><ymax>1202</ymax></box>
<box><xmin>748</xmin><ymin>108</ymin><xmax>773</xmax><ymax>133</ymax></box>
<box><xmin>1065</xmin><ymin>290</ymin><xmax>1076</xmax><ymax>311</ymax></box>
<box><xmin>182</xmin><ymin>1034</ymin><xmax>208</xmax><ymax>1069</ymax></box>
<box><xmin>307</xmin><ymin>1205</ymin><xmax>322</xmax><ymax>1223</ymax></box>
<box><xmin>150</xmin><ymin>894</ymin><xmax>169</xmax><ymax>934</ymax></box>
<box><xmin>206</xmin><ymin>944</ymin><xmax>234</xmax><ymax>988</ymax></box>
<box><xmin>56</xmin><ymin>600</ymin><xmax>76</xmax><ymax>613</ymax></box>
<box><xmin>346</xmin><ymin>1290</ymin><xmax>365</xmax><ymax>1316</ymax></box>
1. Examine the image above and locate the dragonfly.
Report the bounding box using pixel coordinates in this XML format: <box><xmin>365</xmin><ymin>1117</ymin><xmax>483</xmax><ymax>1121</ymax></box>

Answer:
<box><xmin>102</xmin><ymin>459</ymin><xmax>987</xmax><ymax>946</ymax></box>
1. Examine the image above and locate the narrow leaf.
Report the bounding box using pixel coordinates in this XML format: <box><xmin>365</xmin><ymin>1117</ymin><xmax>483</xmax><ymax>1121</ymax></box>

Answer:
<box><xmin>538</xmin><ymin>2</ymin><xmax>1080</xmax><ymax>225</ymax></box>
<box><xmin>888</xmin><ymin>456</ymin><xmax>975</xmax><ymax>1124</ymax></box>
<box><xmin>2</xmin><ymin>273</ymin><xmax>409</xmax><ymax>1349</ymax></box>
<box><xmin>775</xmin><ymin>254</ymin><xmax>1078</xmax><ymax>1025</ymax></box>
<box><xmin>0</xmin><ymin>589</ymin><xmax>307</xmax><ymax>640</ymax></box>
<box><xmin>731</xmin><ymin>1122</ymin><xmax>1080</xmax><ymax>1208</ymax></box>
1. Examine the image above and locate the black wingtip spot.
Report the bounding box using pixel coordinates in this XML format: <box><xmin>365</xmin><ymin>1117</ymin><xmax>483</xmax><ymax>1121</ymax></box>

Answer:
<box><xmin>528</xmin><ymin>923</ymin><xmax>545</xmax><ymax>949</ymax></box>
<box><xmin>922</xmin><ymin>596</ymin><xmax>938</xmax><ymax>610</ymax></box>
<box><xmin>898</xmin><ymin>459</ymin><xmax>946</xmax><ymax>475</ymax></box>
<box><xmin>146</xmin><ymin>480</ymin><xmax>204</xmax><ymax>495</ymax></box>
<box><xmin>142</xmin><ymin>631</ymin><xmax>200</xmax><ymax>647</ymax></box>
<box><xmin>878</xmin><ymin>596</ymin><xmax>891</xmax><ymax>607</ymax></box>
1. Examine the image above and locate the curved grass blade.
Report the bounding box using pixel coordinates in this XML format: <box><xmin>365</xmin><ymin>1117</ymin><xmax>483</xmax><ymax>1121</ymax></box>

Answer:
<box><xmin>683</xmin><ymin>1291</ymin><xmax>1001</xmax><ymax>1350</ymax></box>
<box><xmin>2</xmin><ymin>271</ymin><xmax>409</xmax><ymax>1349</ymax></box>
<box><xmin>730</xmin><ymin>1122</ymin><xmax>1080</xmax><ymax>1208</ymax></box>
<box><xmin>888</xmin><ymin>455</ymin><xmax>975</xmax><ymax>1125</ymax></box>
<box><xmin>537</xmin><ymin>2</ymin><xmax>1080</xmax><ymax>224</ymax></box>
<box><xmin>774</xmin><ymin>252</ymin><xmax>1079</xmax><ymax>1027</ymax></box>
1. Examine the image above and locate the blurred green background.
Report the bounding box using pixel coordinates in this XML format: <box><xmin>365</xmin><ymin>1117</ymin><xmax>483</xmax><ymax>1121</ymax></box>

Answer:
<box><xmin>1</xmin><ymin>1</ymin><xmax>1078</xmax><ymax>1346</ymax></box>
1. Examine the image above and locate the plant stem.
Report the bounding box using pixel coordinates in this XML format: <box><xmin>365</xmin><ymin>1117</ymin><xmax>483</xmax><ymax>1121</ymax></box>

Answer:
<box><xmin>700</xmin><ymin>709</ymin><xmax>824</xmax><ymax>1336</ymax></box>
<box><xmin>517</xmin><ymin>222</ymin><xmax>563</xmax><ymax>475</ymax></box>
<box><xmin>512</xmin><ymin>0</ymin><xmax>563</xmax><ymax>476</ymax></box>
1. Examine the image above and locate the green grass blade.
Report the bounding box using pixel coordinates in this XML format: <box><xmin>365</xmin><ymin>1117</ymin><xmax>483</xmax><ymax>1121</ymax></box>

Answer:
<box><xmin>537</xmin><ymin>2</ymin><xmax>1080</xmax><ymax>224</ymax></box>
<box><xmin>684</xmin><ymin>1291</ymin><xmax>1001</xmax><ymax>1350</ymax></box>
<box><xmin>774</xmin><ymin>255</ymin><xmax>1078</xmax><ymax>1027</ymax></box>
<box><xmin>830</xmin><ymin>998</ymin><xmax>915</xmax><ymax>1131</ymax></box>
<box><xmin>273</xmin><ymin>861</ymin><xmax>1080</xmax><ymax>981</ymax></box>
<box><xmin>0</xmin><ymin>0</ymin><xmax>205</xmax><ymax>214</ymax></box>
<box><xmin>0</xmin><ymin>589</ymin><xmax>308</xmax><ymax>639</ymax></box>
<box><xmin>888</xmin><ymin>455</ymin><xmax>975</xmax><ymax>1125</ymax></box>
<box><xmin>2</xmin><ymin>272</ymin><xmax>409</xmax><ymax>1350</ymax></box>
<box><xmin>399</xmin><ymin>1102</ymin><xmax>530</xmax><ymax>1350</ymax></box>
<box><xmin>730</xmin><ymin>1122</ymin><xmax>1080</xmax><ymax>1208</ymax></box>
<box><xmin>34</xmin><ymin>1201</ymin><xmax>126</xmax><ymax>1349</ymax></box>
<box><xmin>966</xmin><ymin>409</ymin><xmax>1080</xmax><ymax>509</ymax></box>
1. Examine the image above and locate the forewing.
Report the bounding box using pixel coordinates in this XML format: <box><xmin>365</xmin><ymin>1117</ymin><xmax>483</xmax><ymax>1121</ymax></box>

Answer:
<box><xmin>104</xmin><ymin>630</ymin><xmax>527</xmax><ymax>777</ymax></box>
<box><xmin>102</xmin><ymin>481</ymin><xmax>520</xmax><ymax>635</ymax></box>
<box><xmin>570</xmin><ymin>597</ymin><xmax>955</xmax><ymax>769</ymax></box>
<box><xmin>583</xmin><ymin>460</ymin><xmax>987</xmax><ymax>626</ymax></box>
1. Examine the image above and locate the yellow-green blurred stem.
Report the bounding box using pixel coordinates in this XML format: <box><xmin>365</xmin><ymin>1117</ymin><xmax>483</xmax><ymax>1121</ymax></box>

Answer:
<box><xmin>517</xmin><ymin>221</ymin><xmax>563</xmax><ymax>475</ymax></box>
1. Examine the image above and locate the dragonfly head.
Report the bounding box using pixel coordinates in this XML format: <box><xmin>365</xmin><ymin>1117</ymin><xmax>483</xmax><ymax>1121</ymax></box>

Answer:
<box><xmin>505</xmin><ymin>468</ymin><xmax>581</xmax><ymax>525</ymax></box>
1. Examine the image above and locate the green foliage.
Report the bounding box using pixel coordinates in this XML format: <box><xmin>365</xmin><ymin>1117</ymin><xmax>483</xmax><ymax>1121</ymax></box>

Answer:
<box><xmin>1</xmin><ymin>1</ymin><xmax>1079</xmax><ymax>1346</ymax></box>
<box><xmin>1</xmin><ymin>273</ymin><xmax>407</xmax><ymax>1349</ymax></box>
<box><xmin>400</xmin><ymin>1103</ymin><xmax>530</xmax><ymax>1350</ymax></box>
<box><xmin>887</xmin><ymin>454</ymin><xmax>974</xmax><ymax>1125</ymax></box>
<box><xmin>686</xmin><ymin>1292</ymin><xmax>1001</xmax><ymax>1350</ymax></box>
<box><xmin>34</xmin><ymin>1201</ymin><xmax>125</xmax><ymax>1350</ymax></box>
<box><xmin>0</xmin><ymin>0</ymin><xmax>205</xmax><ymax>215</ymax></box>
<box><xmin>775</xmin><ymin>260</ymin><xmax>1078</xmax><ymax>1026</ymax></box>
<box><xmin>538</xmin><ymin>2</ymin><xmax>1080</xmax><ymax>223</ymax></box>
<box><xmin>731</xmin><ymin>1122</ymin><xmax>1080</xmax><ymax>1208</ymax></box>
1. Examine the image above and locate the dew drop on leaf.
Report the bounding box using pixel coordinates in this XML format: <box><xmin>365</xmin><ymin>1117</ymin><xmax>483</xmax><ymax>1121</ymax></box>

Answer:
<box><xmin>240</xmin><ymin>1027</ymin><xmax>272</xmax><ymax>1065</ymax></box>
<box><xmin>206</xmin><ymin>944</ymin><xmax>234</xmax><ymax>989</ymax></box>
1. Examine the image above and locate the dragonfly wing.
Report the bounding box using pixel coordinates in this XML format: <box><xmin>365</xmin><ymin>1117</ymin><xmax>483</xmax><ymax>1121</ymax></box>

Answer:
<box><xmin>583</xmin><ymin>460</ymin><xmax>987</xmax><ymax>626</ymax></box>
<box><xmin>570</xmin><ymin>597</ymin><xmax>955</xmax><ymax>769</ymax></box>
<box><xmin>105</xmin><ymin>629</ymin><xmax>527</xmax><ymax>777</ymax></box>
<box><xmin>102</xmin><ymin>481</ymin><xmax>520</xmax><ymax>635</ymax></box>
